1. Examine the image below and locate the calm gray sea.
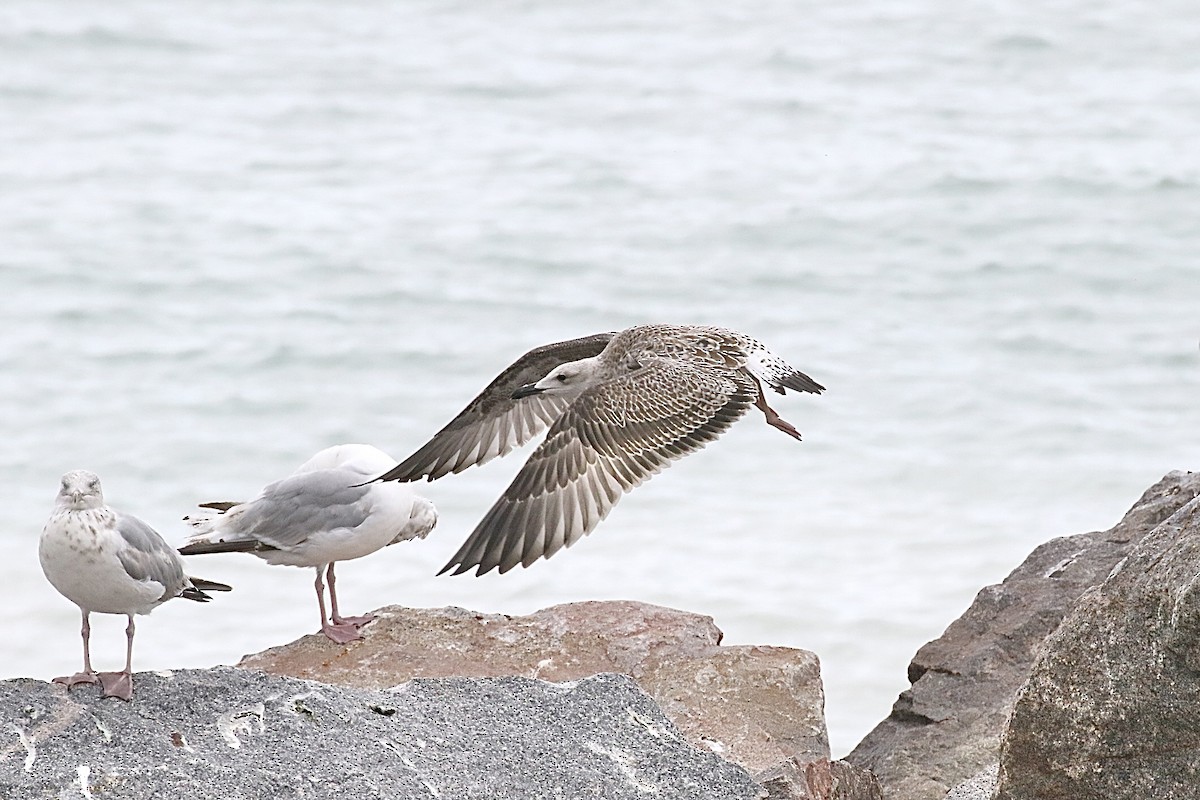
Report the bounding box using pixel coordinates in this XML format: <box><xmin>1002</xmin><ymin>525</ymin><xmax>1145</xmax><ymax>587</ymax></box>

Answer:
<box><xmin>2</xmin><ymin>1</ymin><xmax>1198</xmax><ymax>754</ymax></box>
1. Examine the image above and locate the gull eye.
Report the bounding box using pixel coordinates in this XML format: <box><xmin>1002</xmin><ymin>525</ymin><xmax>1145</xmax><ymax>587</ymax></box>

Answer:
<box><xmin>556</xmin><ymin>374</ymin><xmax>568</xmax><ymax>382</ymax></box>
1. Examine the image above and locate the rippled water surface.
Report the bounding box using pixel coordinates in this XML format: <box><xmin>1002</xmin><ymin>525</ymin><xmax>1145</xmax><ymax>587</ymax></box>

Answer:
<box><xmin>2</xmin><ymin>1</ymin><xmax>1198</xmax><ymax>753</ymax></box>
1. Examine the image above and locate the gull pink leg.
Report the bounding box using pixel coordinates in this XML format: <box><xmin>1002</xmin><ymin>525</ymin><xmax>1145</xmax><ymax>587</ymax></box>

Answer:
<box><xmin>53</xmin><ymin>608</ymin><xmax>101</xmax><ymax>690</ymax></box>
<box><xmin>98</xmin><ymin>615</ymin><xmax>135</xmax><ymax>700</ymax></box>
<box><xmin>327</xmin><ymin>563</ymin><xmax>375</xmax><ymax>629</ymax></box>
<box><xmin>752</xmin><ymin>378</ymin><xmax>803</xmax><ymax>441</ymax></box>
<box><xmin>316</xmin><ymin>565</ymin><xmax>362</xmax><ymax>644</ymax></box>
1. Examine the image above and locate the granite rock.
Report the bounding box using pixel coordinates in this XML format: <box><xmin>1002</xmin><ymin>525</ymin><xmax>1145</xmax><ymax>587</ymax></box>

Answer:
<box><xmin>998</xmin><ymin>471</ymin><xmax>1200</xmax><ymax>799</ymax></box>
<box><xmin>947</xmin><ymin>765</ymin><xmax>999</xmax><ymax>800</ymax></box>
<box><xmin>0</xmin><ymin>667</ymin><xmax>764</xmax><ymax>799</ymax></box>
<box><xmin>846</xmin><ymin>471</ymin><xmax>1200</xmax><ymax>800</ymax></box>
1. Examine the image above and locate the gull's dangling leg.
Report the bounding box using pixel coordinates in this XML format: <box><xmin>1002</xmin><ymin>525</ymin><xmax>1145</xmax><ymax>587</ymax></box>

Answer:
<box><xmin>751</xmin><ymin>376</ymin><xmax>803</xmax><ymax>441</ymax></box>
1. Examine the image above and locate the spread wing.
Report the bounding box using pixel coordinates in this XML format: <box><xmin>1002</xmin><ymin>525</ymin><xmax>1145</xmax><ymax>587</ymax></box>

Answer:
<box><xmin>376</xmin><ymin>332</ymin><xmax>615</xmax><ymax>483</ymax></box>
<box><xmin>439</xmin><ymin>360</ymin><xmax>757</xmax><ymax>576</ymax></box>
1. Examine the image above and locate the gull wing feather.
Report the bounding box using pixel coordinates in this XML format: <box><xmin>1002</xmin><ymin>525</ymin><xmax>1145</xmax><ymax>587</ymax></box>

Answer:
<box><xmin>439</xmin><ymin>360</ymin><xmax>758</xmax><ymax>576</ymax></box>
<box><xmin>113</xmin><ymin>512</ymin><xmax>191</xmax><ymax>601</ymax></box>
<box><xmin>376</xmin><ymin>332</ymin><xmax>615</xmax><ymax>483</ymax></box>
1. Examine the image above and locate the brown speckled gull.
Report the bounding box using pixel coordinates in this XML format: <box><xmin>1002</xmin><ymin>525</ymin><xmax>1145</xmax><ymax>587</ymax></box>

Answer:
<box><xmin>376</xmin><ymin>325</ymin><xmax>824</xmax><ymax>576</ymax></box>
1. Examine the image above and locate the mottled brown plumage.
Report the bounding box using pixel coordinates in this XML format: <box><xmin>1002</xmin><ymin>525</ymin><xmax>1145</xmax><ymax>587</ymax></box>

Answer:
<box><xmin>382</xmin><ymin>325</ymin><xmax>824</xmax><ymax>576</ymax></box>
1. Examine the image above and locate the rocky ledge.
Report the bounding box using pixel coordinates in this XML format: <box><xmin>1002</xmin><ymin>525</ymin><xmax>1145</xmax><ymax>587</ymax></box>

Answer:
<box><xmin>239</xmin><ymin>598</ymin><xmax>866</xmax><ymax>796</ymax></box>
<box><xmin>2</xmin><ymin>602</ymin><xmax>877</xmax><ymax>799</ymax></box>
<box><xmin>3</xmin><ymin>470</ymin><xmax>1197</xmax><ymax>800</ymax></box>
<box><xmin>1</xmin><ymin>668</ymin><xmax>761</xmax><ymax>799</ymax></box>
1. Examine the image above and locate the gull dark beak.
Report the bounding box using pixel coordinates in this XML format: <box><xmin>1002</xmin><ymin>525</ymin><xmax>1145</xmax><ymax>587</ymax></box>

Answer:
<box><xmin>512</xmin><ymin>383</ymin><xmax>545</xmax><ymax>400</ymax></box>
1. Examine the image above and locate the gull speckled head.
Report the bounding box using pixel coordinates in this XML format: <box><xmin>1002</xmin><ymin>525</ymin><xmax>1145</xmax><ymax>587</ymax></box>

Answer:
<box><xmin>56</xmin><ymin>469</ymin><xmax>105</xmax><ymax>510</ymax></box>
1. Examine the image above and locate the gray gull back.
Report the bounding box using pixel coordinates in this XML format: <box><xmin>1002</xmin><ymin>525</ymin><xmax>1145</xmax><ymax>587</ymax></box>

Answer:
<box><xmin>180</xmin><ymin>443</ymin><xmax>437</xmax><ymax>644</ymax></box>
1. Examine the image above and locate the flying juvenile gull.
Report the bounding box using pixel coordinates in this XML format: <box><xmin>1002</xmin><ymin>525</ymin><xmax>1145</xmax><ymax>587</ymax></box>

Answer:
<box><xmin>180</xmin><ymin>444</ymin><xmax>438</xmax><ymax>644</ymax></box>
<box><xmin>39</xmin><ymin>470</ymin><xmax>231</xmax><ymax>701</ymax></box>
<box><xmin>375</xmin><ymin>324</ymin><xmax>824</xmax><ymax>576</ymax></box>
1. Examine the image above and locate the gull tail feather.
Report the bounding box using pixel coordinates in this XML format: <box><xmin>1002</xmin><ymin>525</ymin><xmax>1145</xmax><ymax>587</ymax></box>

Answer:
<box><xmin>178</xmin><ymin>539</ymin><xmax>276</xmax><ymax>556</ymax></box>
<box><xmin>181</xmin><ymin>576</ymin><xmax>233</xmax><ymax>602</ymax></box>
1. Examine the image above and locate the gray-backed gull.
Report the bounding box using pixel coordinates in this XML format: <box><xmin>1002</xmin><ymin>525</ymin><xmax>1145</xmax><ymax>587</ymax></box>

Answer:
<box><xmin>180</xmin><ymin>444</ymin><xmax>437</xmax><ymax>643</ymax></box>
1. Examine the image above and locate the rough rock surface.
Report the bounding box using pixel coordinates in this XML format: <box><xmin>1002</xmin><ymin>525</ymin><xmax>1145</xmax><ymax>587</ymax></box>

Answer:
<box><xmin>241</xmin><ymin>599</ymin><xmax>829</xmax><ymax>780</ymax></box>
<box><xmin>828</xmin><ymin>760</ymin><xmax>885</xmax><ymax>800</ymax></box>
<box><xmin>947</xmin><ymin>765</ymin><xmax>999</xmax><ymax>800</ymax></box>
<box><xmin>756</xmin><ymin>757</ymin><xmax>884</xmax><ymax>800</ymax></box>
<box><xmin>0</xmin><ymin>667</ymin><xmax>763</xmax><ymax>799</ymax></box>
<box><xmin>998</xmin><ymin>471</ymin><xmax>1200</xmax><ymax>799</ymax></box>
<box><xmin>846</xmin><ymin>471</ymin><xmax>1200</xmax><ymax>800</ymax></box>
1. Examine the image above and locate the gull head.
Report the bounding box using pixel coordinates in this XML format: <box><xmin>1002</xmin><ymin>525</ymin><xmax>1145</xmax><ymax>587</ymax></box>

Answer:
<box><xmin>57</xmin><ymin>470</ymin><xmax>105</xmax><ymax>510</ymax></box>
<box><xmin>513</xmin><ymin>356</ymin><xmax>602</xmax><ymax>399</ymax></box>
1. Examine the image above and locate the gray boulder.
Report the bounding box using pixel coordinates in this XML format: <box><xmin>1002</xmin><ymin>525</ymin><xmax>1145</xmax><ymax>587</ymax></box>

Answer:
<box><xmin>998</xmin><ymin>472</ymin><xmax>1200</xmax><ymax>799</ymax></box>
<box><xmin>846</xmin><ymin>470</ymin><xmax>1200</xmax><ymax>800</ymax></box>
<box><xmin>0</xmin><ymin>667</ymin><xmax>763</xmax><ymax>799</ymax></box>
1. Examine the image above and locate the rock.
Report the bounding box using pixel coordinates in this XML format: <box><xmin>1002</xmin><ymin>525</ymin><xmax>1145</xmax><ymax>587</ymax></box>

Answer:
<box><xmin>845</xmin><ymin>471</ymin><xmax>1200</xmax><ymax>800</ymax></box>
<box><xmin>241</xmin><ymin>600</ymin><xmax>829</xmax><ymax>780</ymax></box>
<box><xmin>239</xmin><ymin>600</ymin><xmax>723</xmax><ymax>686</ymax></box>
<box><xmin>947</xmin><ymin>765</ymin><xmax>999</xmax><ymax>800</ymax></box>
<box><xmin>998</xmin><ymin>472</ymin><xmax>1200</xmax><ymax>799</ymax></box>
<box><xmin>754</xmin><ymin>757</ymin><xmax>883</xmax><ymax>800</ymax></box>
<box><xmin>830</xmin><ymin>760</ymin><xmax>885</xmax><ymax>800</ymax></box>
<box><xmin>0</xmin><ymin>667</ymin><xmax>764</xmax><ymax>799</ymax></box>
<box><xmin>638</xmin><ymin>645</ymin><xmax>827</xmax><ymax>774</ymax></box>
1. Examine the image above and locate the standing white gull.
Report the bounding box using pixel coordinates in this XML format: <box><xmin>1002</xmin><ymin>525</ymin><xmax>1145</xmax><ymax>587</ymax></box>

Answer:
<box><xmin>39</xmin><ymin>470</ymin><xmax>231</xmax><ymax>701</ymax></box>
<box><xmin>179</xmin><ymin>444</ymin><xmax>438</xmax><ymax>644</ymax></box>
<box><xmin>374</xmin><ymin>324</ymin><xmax>824</xmax><ymax>576</ymax></box>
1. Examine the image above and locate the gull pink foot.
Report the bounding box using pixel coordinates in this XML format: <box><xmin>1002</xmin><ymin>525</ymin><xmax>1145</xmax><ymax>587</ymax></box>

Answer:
<box><xmin>53</xmin><ymin>672</ymin><xmax>100</xmax><ymax>690</ymax></box>
<box><xmin>321</xmin><ymin>621</ymin><xmax>366</xmax><ymax>644</ymax></box>
<box><xmin>331</xmin><ymin>611</ymin><xmax>375</xmax><ymax>628</ymax></box>
<box><xmin>98</xmin><ymin>671</ymin><xmax>134</xmax><ymax>701</ymax></box>
<box><xmin>759</xmin><ymin>403</ymin><xmax>802</xmax><ymax>440</ymax></box>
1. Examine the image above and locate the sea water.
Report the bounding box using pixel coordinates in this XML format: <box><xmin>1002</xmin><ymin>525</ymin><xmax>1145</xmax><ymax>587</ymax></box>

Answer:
<box><xmin>1</xmin><ymin>0</ymin><xmax>1198</xmax><ymax>754</ymax></box>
